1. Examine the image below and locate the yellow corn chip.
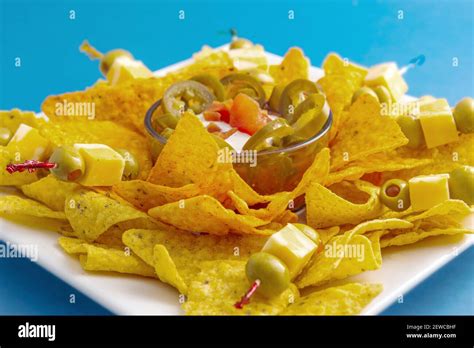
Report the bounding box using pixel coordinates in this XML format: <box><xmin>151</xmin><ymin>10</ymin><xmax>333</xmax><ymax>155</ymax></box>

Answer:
<box><xmin>296</xmin><ymin>219</ymin><xmax>412</xmax><ymax>288</ymax></box>
<box><xmin>58</xmin><ymin>236</ymin><xmax>155</xmax><ymax>277</ymax></box>
<box><xmin>295</xmin><ymin>233</ymin><xmax>382</xmax><ymax>288</ymax></box>
<box><xmin>228</xmin><ymin>148</ymin><xmax>330</xmax><ymax>221</ymax></box>
<box><xmin>384</xmin><ymin>133</ymin><xmax>474</xmax><ymax>181</ymax></box>
<box><xmin>147</xmin><ymin>112</ymin><xmax>234</xmax><ymax>200</ymax></box>
<box><xmin>148</xmin><ymin>195</ymin><xmax>274</xmax><ymax>235</ymax></box>
<box><xmin>269</xmin><ymin>47</ymin><xmax>310</xmax><ymax>85</ymax></box>
<box><xmin>318</xmin><ymin>54</ymin><xmax>367</xmax><ymax>141</ymax></box>
<box><xmin>306</xmin><ymin>180</ymin><xmax>383</xmax><ymax>228</ymax></box>
<box><xmin>0</xmin><ymin>195</ymin><xmax>67</xmax><ymax>220</ymax></box>
<box><xmin>21</xmin><ymin>175</ymin><xmax>80</xmax><ymax>211</ymax></box>
<box><xmin>113</xmin><ymin>180</ymin><xmax>201</xmax><ymax>211</ymax></box>
<box><xmin>182</xmin><ymin>260</ymin><xmax>298</xmax><ymax>315</ymax></box>
<box><xmin>153</xmin><ymin>245</ymin><xmax>188</xmax><ymax>294</ymax></box>
<box><xmin>282</xmin><ymin>283</ymin><xmax>382</xmax><ymax>315</ymax></box>
<box><xmin>42</xmin><ymin>50</ymin><xmax>233</xmax><ymax>135</ymax></box>
<box><xmin>0</xmin><ymin>109</ymin><xmax>47</xmax><ymax>133</ymax></box>
<box><xmin>380</xmin><ymin>227</ymin><xmax>473</xmax><ymax>248</ymax></box>
<box><xmin>39</xmin><ymin>120</ymin><xmax>152</xmax><ymax>180</ymax></box>
<box><xmin>123</xmin><ymin>228</ymin><xmax>267</xmax><ymax>292</ymax></box>
<box><xmin>382</xmin><ymin>199</ymin><xmax>472</xmax><ymax>222</ymax></box>
<box><xmin>65</xmin><ymin>190</ymin><xmax>157</xmax><ymax>241</ymax></box>
<box><xmin>0</xmin><ymin>148</ymin><xmax>39</xmax><ymax>186</ymax></box>
<box><xmin>326</xmin><ymin>154</ymin><xmax>433</xmax><ymax>186</ymax></box>
<box><xmin>329</xmin><ymin>94</ymin><xmax>408</xmax><ymax>170</ymax></box>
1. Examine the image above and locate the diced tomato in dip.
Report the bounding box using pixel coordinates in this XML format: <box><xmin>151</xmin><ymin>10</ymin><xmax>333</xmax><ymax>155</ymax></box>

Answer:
<box><xmin>229</xmin><ymin>93</ymin><xmax>270</xmax><ymax>135</ymax></box>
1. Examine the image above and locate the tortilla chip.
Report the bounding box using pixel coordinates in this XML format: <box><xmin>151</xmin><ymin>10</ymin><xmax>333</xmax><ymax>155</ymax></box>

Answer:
<box><xmin>113</xmin><ymin>180</ymin><xmax>201</xmax><ymax>211</ymax></box>
<box><xmin>384</xmin><ymin>133</ymin><xmax>474</xmax><ymax>181</ymax></box>
<box><xmin>182</xmin><ymin>260</ymin><xmax>298</xmax><ymax>315</ymax></box>
<box><xmin>147</xmin><ymin>112</ymin><xmax>234</xmax><ymax>199</ymax></box>
<box><xmin>282</xmin><ymin>283</ymin><xmax>382</xmax><ymax>315</ymax></box>
<box><xmin>58</xmin><ymin>236</ymin><xmax>155</xmax><ymax>277</ymax></box>
<box><xmin>318</xmin><ymin>54</ymin><xmax>367</xmax><ymax>142</ymax></box>
<box><xmin>42</xmin><ymin>50</ymin><xmax>234</xmax><ymax>135</ymax></box>
<box><xmin>329</xmin><ymin>94</ymin><xmax>408</xmax><ymax>170</ymax></box>
<box><xmin>64</xmin><ymin>190</ymin><xmax>156</xmax><ymax>242</ymax></box>
<box><xmin>269</xmin><ymin>47</ymin><xmax>310</xmax><ymax>85</ymax></box>
<box><xmin>295</xmin><ymin>219</ymin><xmax>412</xmax><ymax>288</ymax></box>
<box><xmin>380</xmin><ymin>227</ymin><xmax>473</xmax><ymax>248</ymax></box>
<box><xmin>0</xmin><ymin>147</ymin><xmax>39</xmax><ymax>186</ymax></box>
<box><xmin>21</xmin><ymin>175</ymin><xmax>80</xmax><ymax>211</ymax></box>
<box><xmin>38</xmin><ymin>120</ymin><xmax>152</xmax><ymax>180</ymax></box>
<box><xmin>0</xmin><ymin>195</ymin><xmax>67</xmax><ymax>220</ymax></box>
<box><xmin>382</xmin><ymin>199</ymin><xmax>472</xmax><ymax>222</ymax></box>
<box><xmin>153</xmin><ymin>245</ymin><xmax>188</xmax><ymax>294</ymax></box>
<box><xmin>148</xmin><ymin>195</ymin><xmax>274</xmax><ymax>235</ymax></box>
<box><xmin>228</xmin><ymin>148</ymin><xmax>331</xmax><ymax>221</ymax></box>
<box><xmin>123</xmin><ymin>228</ymin><xmax>267</xmax><ymax>292</ymax></box>
<box><xmin>0</xmin><ymin>109</ymin><xmax>47</xmax><ymax>133</ymax></box>
<box><xmin>326</xmin><ymin>154</ymin><xmax>433</xmax><ymax>186</ymax></box>
<box><xmin>306</xmin><ymin>180</ymin><xmax>383</xmax><ymax>228</ymax></box>
<box><xmin>295</xmin><ymin>233</ymin><xmax>382</xmax><ymax>288</ymax></box>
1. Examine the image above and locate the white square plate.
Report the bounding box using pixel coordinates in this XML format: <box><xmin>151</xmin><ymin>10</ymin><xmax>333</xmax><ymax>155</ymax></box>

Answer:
<box><xmin>0</xmin><ymin>47</ymin><xmax>472</xmax><ymax>315</ymax></box>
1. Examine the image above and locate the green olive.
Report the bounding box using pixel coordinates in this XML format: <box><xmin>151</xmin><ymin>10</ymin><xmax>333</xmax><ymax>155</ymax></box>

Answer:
<box><xmin>49</xmin><ymin>146</ymin><xmax>85</xmax><ymax>182</ymax></box>
<box><xmin>380</xmin><ymin>179</ymin><xmax>411</xmax><ymax>212</ymax></box>
<box><xmin>245</xmin><ymin>252</ymin><xmax>290</xmax><ymax>298</ymax></box>
<box><xmin>396</xmin><ymin>114</ymin><xmax>425</xmax><ymax>149</ymax></box>
<box><xmin>373</xmin><ymin>85</ymin><xmax>392</xmax><ymax>105</ymax></box>
<box><xmin>352</xmin><ymin>87</ymin><xmax>379</xmax><ymax>104</ymax></box>
<box><xmin>230</xmin><ymin>38</ymin><xmax>254</xmax><ymax>50</ymax></box>
<box><xmin>269</xmin><ymin>84</ymin><xmax>285</xmax><ymax>112</ymax></box>
<box><xmin>449</xmin><ymin>166</ymin><xmax>474</xmax><ymax>205</ymax></box>
<box><xmin>453</xmin><ymin>97</ymin><xmax>474</xmax><ymax>134</ymax></box>
<box><xmin>0</xmin><ymin>127</ymin><xmax>12</xmax><ymax>146</ymax></box>
<box><xmin>292</xmin><ymin>223</ymin><xmax>321</xmax><ymax>244</ymax></box>
<box><xmin>100</xmin><ymin>49</ymin><xmax>133</xmax><ymax>75</ymax></box>
<box><xmin>115</xmin><ymin>149</ymin><xmax>139</xmax><ymax>180</ymax></box>
<box><xmin>191</xmin><ymin>74</ymin><xmax>226</xmax><ymax>101</ymax></box>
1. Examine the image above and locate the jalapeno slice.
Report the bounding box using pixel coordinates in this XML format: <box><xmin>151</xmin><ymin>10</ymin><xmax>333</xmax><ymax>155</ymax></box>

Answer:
<box><xmin>163</xmin><ymin>80</ymin><xmax>215</xmax><ymax>117</ymax></box>
<box><xmin>292</xmin><ymin>105</ymin><xmax>329</xmax><ymax>139</ymax></box>
<box><xmin>153</xmin><ymin>113</ymin><xmax>179</xmax><ymax>132</ymax></box>
<box><xmin>243</xmin><ymin>118</ymin><xmax>294</xmax><ymax>151</ymax></box>
<box><xmin>191</xmin><ymin>74</ymin><xmax>226</xmax><ymax>101</ymax></box>
<box><xmin>268</xmin><ymin>84</ymin><xmax>285</xmax><ymax>112</ymax></box>
<box><xmin>293</xmin><ymin>93</ymin><xmax>326</xmax><ymax>124</ymax></box>
<box><xmin>279</xmin><ymin>79</ymin><xmax>320</xmax><ymax>123</ymax></box>
<box><xmin>212</xmin><ymin>134</ymin><xmax>235</xmax><ymax>150</ymax></box>
<box><xmin>220</xmin><ymin>73</ymin><xmax>266</xmax><ymax>106</ymax></box>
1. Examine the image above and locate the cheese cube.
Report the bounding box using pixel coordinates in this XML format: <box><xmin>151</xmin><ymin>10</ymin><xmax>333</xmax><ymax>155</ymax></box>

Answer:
<box><xmin>73</xmin><ymin>144</ymin><xmax>125</xmax><ymax>186</ymax></box>
<box><xmin>418</xmin><ymin>99</ymin><xmax>459</xmax><ymax>148</ymax></box>
<box><xmin>7</xmin><ymin>123</ymin><xmax>50</xmax><ymax>160</ymax></box>
<box><xmin>262</xmin><ymin>223</ymin><xmax>317</xmax><ymax>279</ymax></box>
<box><xmin>408</xmin><ymin>174</ymin><xmax>450</xmax><ymax>212</ymax></box>
<box><xmin>365</xmin><ymin>62</ymin><xmax>408</xmax><ymax>101</ymax></box>
<box><xmin>106</xmin><ymin>56</ymin><xmax>153</xmax><ymax>86</ymax></box>
<box><xmin>228</xmin><ymin>45</ymin><xmax>268</xmax><ymax>70</ymax></box>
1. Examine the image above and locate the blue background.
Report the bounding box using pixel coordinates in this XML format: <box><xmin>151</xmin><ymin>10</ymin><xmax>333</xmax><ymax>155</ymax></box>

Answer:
<box><xmin>0</xmin><ymin>0</ymin><xmax>473</xmax><ymax>315</ymax></box>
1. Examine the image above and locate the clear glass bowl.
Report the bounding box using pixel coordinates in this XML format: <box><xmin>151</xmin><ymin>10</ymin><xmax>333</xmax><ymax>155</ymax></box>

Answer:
<box><xmin>145</xmin><ymin>99</ymin><xmax>332</xmax><ymax>197</ymax></box>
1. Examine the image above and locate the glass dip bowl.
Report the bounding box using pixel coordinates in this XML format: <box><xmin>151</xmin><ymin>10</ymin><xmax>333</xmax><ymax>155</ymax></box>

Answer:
<box><xmin>145</xmin><ymin>99</ymin><xmax>332</xmax><ymax>199</ymax></box>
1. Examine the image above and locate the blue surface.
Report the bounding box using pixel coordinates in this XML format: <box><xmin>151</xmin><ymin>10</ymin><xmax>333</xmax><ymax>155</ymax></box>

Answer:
<box><xmin>0</xmin><ymin>0</ymin><xmax>473</xmax><ymax>315</ymax></box>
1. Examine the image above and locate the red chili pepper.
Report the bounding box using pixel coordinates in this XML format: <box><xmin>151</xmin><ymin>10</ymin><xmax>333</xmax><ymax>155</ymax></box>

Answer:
<box><xmin>5</xmin><ymin>160</ymin><xmax>56</xmax><ymax>174</ymax></box>
<box><xmin>234</xmin><ymin>279</ymin><xmax>261</xmax><ymax>309</ymax></box>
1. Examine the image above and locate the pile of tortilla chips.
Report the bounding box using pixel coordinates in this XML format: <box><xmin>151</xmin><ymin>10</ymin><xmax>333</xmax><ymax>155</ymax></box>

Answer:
<box><xmin>0</xmin><ymin>44</ymin><xmax>472</xmax><ymax>316</ymax></box>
